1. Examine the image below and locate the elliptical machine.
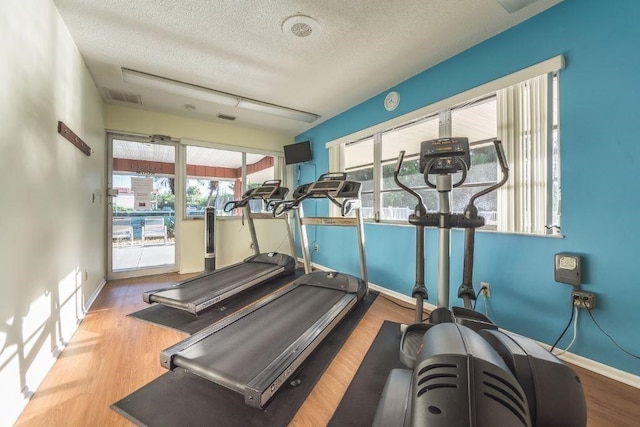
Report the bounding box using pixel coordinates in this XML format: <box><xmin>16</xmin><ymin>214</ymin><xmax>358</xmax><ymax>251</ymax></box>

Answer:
<box><xmin>372</xmin><ymin>137</ymin><xmax>586</xmax><ymax>427</ymax></box>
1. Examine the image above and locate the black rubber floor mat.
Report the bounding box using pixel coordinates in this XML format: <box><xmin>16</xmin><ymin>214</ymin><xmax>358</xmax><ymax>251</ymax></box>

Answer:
<box><xmin>328</xmin><ymin>320</ymin><xmax>405</xmax><ymax>427</ymax></box>
<box><xmin>112</xmin><ymin>292</ymin><xmax>378</xmax><ymax>427</ymax></box>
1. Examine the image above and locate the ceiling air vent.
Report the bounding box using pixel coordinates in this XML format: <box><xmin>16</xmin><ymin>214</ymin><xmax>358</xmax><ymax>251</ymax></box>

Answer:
<box><xmin>104</xmin><ymin>88</ymin><xmax>142</xmax><ymax>104</ymax></box>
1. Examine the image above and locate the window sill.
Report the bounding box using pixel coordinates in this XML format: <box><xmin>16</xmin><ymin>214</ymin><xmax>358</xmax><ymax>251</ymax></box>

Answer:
<box><xmin>362</xmin><ymin>219</ymin><xmax>564</xmax><ymax>239</ymax></box>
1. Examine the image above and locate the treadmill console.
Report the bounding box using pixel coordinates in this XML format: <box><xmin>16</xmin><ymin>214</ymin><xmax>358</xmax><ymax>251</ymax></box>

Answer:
<box><xmin>250</xmin><ymin>180</ymin><xmax>281</xmax><ymax>199</ymax></box>
<box><xmin>307</xmin><ymin>179</ymin><xmax>346</xmax><ymax>198</ymax></box>
<box><xmin>337</xmin><ymin>181</ymin><xmax>361</xmax><ymax>199</ymax></box>
<box><xmin>292</xmin><ymin>183</ymin><xmax>311</xmax><ymax>199</ymax></box>
<box><xmin>294</xmin><ymin>173</ymin><xmax>361</xmax><ymax>199</ymax></box>
<box><xmin>420</xmin><ymin>137</ymin><xmax>471</xmax><ymax>174</ymax></box>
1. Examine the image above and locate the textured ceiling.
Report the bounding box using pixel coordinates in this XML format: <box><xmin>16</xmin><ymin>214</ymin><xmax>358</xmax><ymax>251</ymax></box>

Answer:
<box><xmin>54</xmin><ymin>0</ymin><xmax>561</xmax><ymax>137</ymax></box>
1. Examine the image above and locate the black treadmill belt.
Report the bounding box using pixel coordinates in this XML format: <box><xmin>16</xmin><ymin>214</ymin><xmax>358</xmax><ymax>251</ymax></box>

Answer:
<box><xmin>174</xmin><ymin>286</ymin><xmax>348</xmax><ymax>386</ymax></box>
<box><xmin>151</xmin><ymin>262</ymin><xmax>280</xmax><ymax>305</ymax></box>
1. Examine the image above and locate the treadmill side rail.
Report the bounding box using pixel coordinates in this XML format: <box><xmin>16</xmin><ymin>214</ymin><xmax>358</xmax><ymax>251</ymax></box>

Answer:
<box><xmin>193</xmin><ymin>265</ymin><xmax>288</xmax><ymax>313</ymax></box>
<box><xmin>245</xmin><ymin>293</ymin><xmax>358</xmax><ymax>408</ymax></box>
<box><xmin>145</xmin><ymin>253</ymin><xmax>295</xmax><ymax>315</ymax></box>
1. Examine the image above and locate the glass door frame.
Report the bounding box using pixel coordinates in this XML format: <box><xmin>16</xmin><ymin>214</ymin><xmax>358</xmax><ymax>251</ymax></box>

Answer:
<box><xmin>106</xmin><ymin>133</ymin><xmax>183</xmax><ymax>280</ymax></box>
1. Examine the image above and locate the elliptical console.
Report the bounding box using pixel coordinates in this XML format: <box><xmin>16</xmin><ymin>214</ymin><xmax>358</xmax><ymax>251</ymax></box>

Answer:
<box><xmin>420</xmin><ymin>137</ymin><xmax>471</xmax><ymax>176</ymax></box>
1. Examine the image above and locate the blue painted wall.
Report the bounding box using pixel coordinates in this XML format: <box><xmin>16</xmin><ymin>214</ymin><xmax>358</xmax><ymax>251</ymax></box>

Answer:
<box><xmin>295</xmin><ymin>0</ymin><xmax>640</xmax><ymax>376</ymax></box>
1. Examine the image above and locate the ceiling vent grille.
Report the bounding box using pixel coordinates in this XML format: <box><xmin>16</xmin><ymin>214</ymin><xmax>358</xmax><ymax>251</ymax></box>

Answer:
<box><xmin>104</xmin><ymin>88</ymin><xmax>142</xmax><ymax>104</ymax></box>
<box><xmin>282</xmin><ymin>15</ymin><xmax>321</xmax><ymax>39</ymax></box>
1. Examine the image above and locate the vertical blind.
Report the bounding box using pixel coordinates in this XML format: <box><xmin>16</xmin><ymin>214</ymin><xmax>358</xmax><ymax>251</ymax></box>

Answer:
<box><xmin>497</xmin><ymin>73</ymin><xmax>551</xmax><ymax>234</ymax></box>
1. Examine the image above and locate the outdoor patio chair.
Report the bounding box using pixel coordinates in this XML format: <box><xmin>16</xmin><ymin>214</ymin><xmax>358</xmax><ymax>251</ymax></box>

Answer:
<box><xmin>142</xmin><ymin>216</ymin><xmax>168</xmax><ymax>245</ymax></box>
<box><xmin>113</xmin><ymin>217</ymin><xmax>133</xmax><ymax>247</ymax></box>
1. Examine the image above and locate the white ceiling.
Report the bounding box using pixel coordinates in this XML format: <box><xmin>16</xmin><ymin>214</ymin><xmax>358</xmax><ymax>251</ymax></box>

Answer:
<box><xmin>54</xmin><ymin>0</ymin><xmax>561</xmax><ymax>137</ymax></box>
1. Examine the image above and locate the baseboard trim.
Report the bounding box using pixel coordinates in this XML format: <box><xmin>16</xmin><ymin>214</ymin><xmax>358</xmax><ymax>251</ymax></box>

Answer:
<box><xmin>304</xmin><ymin>263</ymin><xmax>640</xmax><ymax>390</ymax></box>
<box><xmin>83</xmin><ymin>279</ymin><xmax>107</xmax><ymax>315</ymax></box>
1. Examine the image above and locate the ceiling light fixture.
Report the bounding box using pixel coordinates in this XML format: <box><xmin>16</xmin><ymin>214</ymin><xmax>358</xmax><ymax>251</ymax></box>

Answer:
<box><xmin>496</xmin><ymin>0</ymin><xmax>539</xmax><ymax>13</ymax></box>
<box><xmin>121</xmin><ymin>68</ymin><xmax>320</xmax><ymax>123</ymax></box>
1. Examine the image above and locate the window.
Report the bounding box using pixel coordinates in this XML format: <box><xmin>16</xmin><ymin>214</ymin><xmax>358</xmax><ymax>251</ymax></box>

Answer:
<box><xmin>185</xmin><ymin>145</ymin><xmax>280</xmax><ymax>217</ymax></box>
<box><xmin>332</xmin><ymin>62</ymin><xmax>562</xmax><ymax>236</ymax></box>
<box><xmin>380</xmin><ymin>115</ymin><xmax>440</xmax><ymax>221</ymax></box>
<box><xmin>344</xmin><ymin>138</ymin><xmax>374</xmax><ymax>219</ymax></box>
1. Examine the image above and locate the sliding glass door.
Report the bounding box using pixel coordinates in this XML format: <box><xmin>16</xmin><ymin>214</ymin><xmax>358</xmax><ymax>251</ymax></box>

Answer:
<box><xmin>107</xmin><ymin>135</ymin><xmax>178</xmax><ymax>278</ymax></box>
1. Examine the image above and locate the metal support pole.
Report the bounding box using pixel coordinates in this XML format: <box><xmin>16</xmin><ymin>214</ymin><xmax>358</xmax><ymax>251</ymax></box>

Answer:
<box><xmin>354</xmin><ymin>208</ymin><xmax>368</xmax><ymax>287</ymax></box>
<box><xmin>437</xmin><ymin>174</ymin><xmax>451</xmax><ymax>308</ymax></box>
<box><xmin>296</xmin><ymin>204</ymin><xmax>312</xmax><ymax>274</ymax></box>
<box><xmin>244</xmin><ymin>204</ymin><xmax>260</xmax><ymax>255</ymax></box>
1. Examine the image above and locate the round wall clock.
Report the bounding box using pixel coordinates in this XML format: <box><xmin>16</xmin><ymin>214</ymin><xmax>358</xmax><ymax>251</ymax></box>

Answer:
<box><xmin>384</xmin><ymin>91</ymin><xmax>400</xmax><ymax>111</ymax></box>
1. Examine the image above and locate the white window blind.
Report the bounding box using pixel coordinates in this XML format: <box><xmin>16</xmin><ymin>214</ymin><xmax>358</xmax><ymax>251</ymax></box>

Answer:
<box><xmin>497</xmin><ymin>73</ymin><xmax>551</xmax><ymax>234</ymax></box>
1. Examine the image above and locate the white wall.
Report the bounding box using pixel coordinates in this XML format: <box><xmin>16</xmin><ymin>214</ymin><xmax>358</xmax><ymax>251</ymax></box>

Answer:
<box><xmin>215</xmin><ymin>217</ymin><xmax>295</xmax><ymax>268</ymax></box>
<box><xmin>0</xmin><ymin>1</ymin><xmax>106</xmax><ymax>425</ymax></box>
<box><xmin>180</xmin><ymin>220</ymin><xmax>206</xmax><ymax>273</ymax></box>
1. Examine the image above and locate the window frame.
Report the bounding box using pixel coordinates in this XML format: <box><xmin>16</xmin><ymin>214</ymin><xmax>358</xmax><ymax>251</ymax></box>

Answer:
<box><xmin>181</xmin><ymin>140</ymin><xmax>284</xmax><ymax>219</ymax></box>
<box><xmin>329</xmin><ymin>56</ymin><xmax>565</xmax><ymax>236</ymax></box>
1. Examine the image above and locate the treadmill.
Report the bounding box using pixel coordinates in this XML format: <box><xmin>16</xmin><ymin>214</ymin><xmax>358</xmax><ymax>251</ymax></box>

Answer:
<box><xmin>143</xmin><ymin>180</ymin><xmax>296</xmax><ymax>315</ymax></box>
<box><xmin>159</xmin><ymin>173</ymin><xmax>368</xmax><ymax>408</ymax></box>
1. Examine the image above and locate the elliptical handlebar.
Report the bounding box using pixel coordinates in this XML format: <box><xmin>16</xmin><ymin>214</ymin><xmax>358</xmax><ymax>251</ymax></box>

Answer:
<box><xmin>423</xmin><ymin>157</ymin><xmax>469</xmax><ymax>189</ymax></box>
<box><xmin>467</xmin><ymin>140</ymin><xmax>509</xmax><ymax>208</ymax></box>
<box><xmin>394</xmin><ymin>151</ymin><xmax>427</xmax><ymax>216</ymax></box>
<box><xmin>394</xmin><ymin>150</ymin><xmax>429</xmax><ymax>322</ymax></box>
<box><xmin>458</xmin><ymin>140</ymin><xmax>510</xmax><ymax>308</ymax></box>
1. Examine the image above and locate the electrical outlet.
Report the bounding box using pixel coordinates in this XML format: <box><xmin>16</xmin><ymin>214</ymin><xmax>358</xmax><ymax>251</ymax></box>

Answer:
<box><xmin>480</xmin><ymin>282</ymin><xmax>490</xmax><ymax>297</ymax></box>
<box><xmin>572</xmin><ymin>290</ymin><xmax>596</xmax><ymax>310</ymax></box>
<box><xmin>313</xmin><ymin>244</ymin><xmax>319</xmax><ymax>252</ymax></box>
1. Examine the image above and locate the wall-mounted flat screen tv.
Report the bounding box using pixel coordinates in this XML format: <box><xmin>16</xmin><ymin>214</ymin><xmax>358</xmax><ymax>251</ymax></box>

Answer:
<box><xmin>283</xmin><ymin>141</ymin><xmax>312</xmax><ymax>165</ymax></box>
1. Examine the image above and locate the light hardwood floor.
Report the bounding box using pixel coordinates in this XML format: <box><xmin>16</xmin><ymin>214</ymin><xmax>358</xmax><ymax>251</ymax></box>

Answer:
<box><xmin>15</xmin><ymin>274</ymin><xmax>640</xmax><ymax>426</ymax></box>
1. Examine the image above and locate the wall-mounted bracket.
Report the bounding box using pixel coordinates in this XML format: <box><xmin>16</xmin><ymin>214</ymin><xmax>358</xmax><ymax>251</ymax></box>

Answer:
<box><xmin>58</xmin><ymin>121</ymin><xmax>91</xmax><ymax>156</ymax></box>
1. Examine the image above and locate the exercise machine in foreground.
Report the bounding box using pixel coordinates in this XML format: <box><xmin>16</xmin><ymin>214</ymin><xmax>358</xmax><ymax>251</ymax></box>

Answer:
<box><xmin>373</xmin><ymin>138</ymin><xmax>586</xmax><ymax>427</ymax></box>
<box><xmin>159</xmin><ymin>173</ymin><xmax>368</xmax><ymax>408</ymax></box>
<box><xmin>143</xmin><ymin>180</ymin><xmax>296</xmax><ymax>315</ymax></box>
